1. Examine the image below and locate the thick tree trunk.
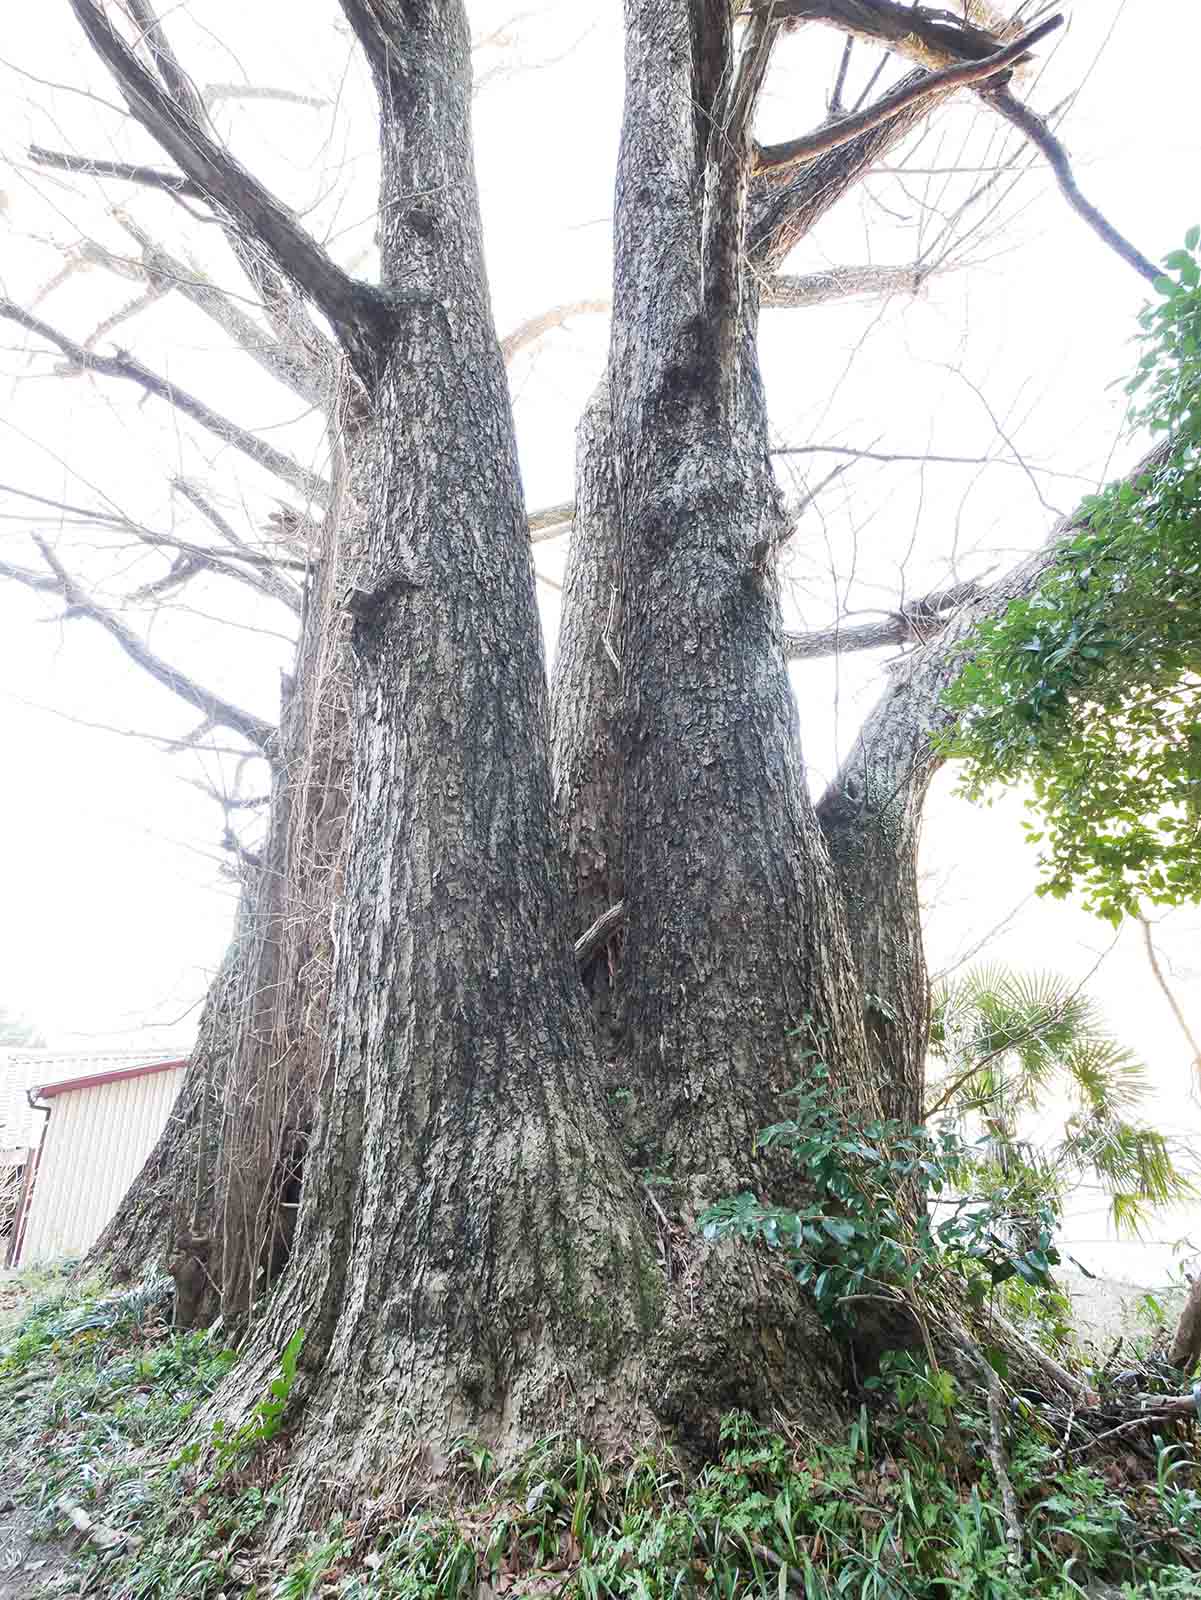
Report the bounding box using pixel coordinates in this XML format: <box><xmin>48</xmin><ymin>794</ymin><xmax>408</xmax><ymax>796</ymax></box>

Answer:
<box><xmin>547</xmin><ymin>54</ymin><xmax>961</xmax><ymax>1132</ymax></box>
<box><xmin>215</xmin><ymin>448</ymin><xmax>356</xmax><ymax>1330</ymax></box>
<box><xmin>72</xmin><ymin>0</ymin><xmax>1114</xmax><ymax>1524</ymax></box>
<box><xmin>816</xmin><ymin>690</ymin><xmax>933</xmax><ymax>1127</ymax></box>
<box><xmin>216</xmin><ymin>2</ymin><xmax>658</xmax><ymax>1526</ymax></box>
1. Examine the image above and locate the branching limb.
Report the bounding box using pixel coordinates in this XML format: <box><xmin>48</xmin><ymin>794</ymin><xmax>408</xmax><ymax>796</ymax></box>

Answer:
<box><xmin>785</xmin><ymin>581</ymin><xmax>985</xmax><ymax>660</ymax></box>
<box><xmin>125</xmin><ymin>527</ymin><xmax>304</xmax><ymax>613</ymax></box>
<box><xmin>755</xmin><ymin>16</ymin><xmax>1063</xmax><ymax>175</ymax></box>
<box><xmin>501</xmin><ymin>299</ymin><xmax>611</xmax><ymax>364</ymax></box>
<box><xmin>759</xmin><ymin>0</ymin><xmax>1022</xmax><ymax>66</ymax></box>
<box><xmin>115</xmin><ymin>214</ymin><xmax>335</xmax><ymax>410</ymax></box>
<box><xmin>29</xmin><ymin>144</ymin><xmax>345</xmax><ymax>405</ymax></box>
<box><xmin>702</xmin><ymin>5</ymin><xmax>780</xmax><ymax>385</ymax></box>
<box><xmin>25</xmin><ymin>535</ymin><xmax>277</xmax><ymax>756</ymax></box>
<box><xmin>66</xmin><ymin>0</ymin><xmax>388</xmax><ymax>381</ymax></box>
<box><xmin>171</xmin><ymin>479</ymin><xmax>308</xmax><ymax>612</ymax></box>
<box><xmin>982</xmin><ymin>85</ymin><xmax>1161</xmax><ymax>285</ymax></box>
<box><xmin>0</xmin><ymin>298</ymin><xmax>330</xmax><ymax>505</ymax></box>
<box><xmin>29</xmin><ymin>144</ymin><xmax>205</xmax><ymax>200</ymax></box>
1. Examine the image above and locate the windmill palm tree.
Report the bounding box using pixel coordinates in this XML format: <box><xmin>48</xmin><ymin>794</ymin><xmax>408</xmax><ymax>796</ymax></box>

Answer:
<box><xmin>927</xmin><ymin>966</ymin><xmax>1194</xmax><ymax>1247</ymax></box>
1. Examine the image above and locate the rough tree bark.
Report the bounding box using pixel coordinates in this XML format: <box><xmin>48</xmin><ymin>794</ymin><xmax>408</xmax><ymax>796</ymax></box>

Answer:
<box><xmin>48</xmin><ymin>0</ymin><xmax>1159</xmax><ymax>1526</ymax></box>
<box><xmin>546</xmin><ymin>50</ymin><xmax>958</xmax><ymax>1129</ymax></box>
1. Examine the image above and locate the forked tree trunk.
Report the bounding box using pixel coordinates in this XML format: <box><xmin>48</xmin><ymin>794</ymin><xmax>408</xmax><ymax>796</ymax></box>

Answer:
<box><xmin>68</xmin><ymin>0</ymin><xmax>1110</xmax><ymax>1526</ymax></box>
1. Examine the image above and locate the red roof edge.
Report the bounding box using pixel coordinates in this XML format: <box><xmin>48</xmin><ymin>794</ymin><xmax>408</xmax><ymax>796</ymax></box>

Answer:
<box><xmin>33</xmin><ymin>1058</ymin><xmax>189</xmax><ymax>1101</ymax></box>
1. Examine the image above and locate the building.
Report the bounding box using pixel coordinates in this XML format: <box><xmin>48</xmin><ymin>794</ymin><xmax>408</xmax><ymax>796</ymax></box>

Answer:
<box><xmin>1</xmin><ymin>1050</ymin><xmax>189</xmax><ymax>1267</ymax></box>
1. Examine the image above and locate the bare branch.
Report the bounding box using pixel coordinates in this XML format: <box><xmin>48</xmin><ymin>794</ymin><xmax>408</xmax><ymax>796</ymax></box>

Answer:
<box><xmin>172</xmin><ymin>478</ymin><xmax>308</xmax><ymax>612</ymax></box>
<box><xmin>0</xmin><ymin>298</ymin><xmax>330</xmax><ymax>505</ymax></box>
<box><xmin>982</xmin><ymin>85</ymin><xmax>1160</xmax><ymax>284</ymax></box>
<box><xmin>123</xmin><ymin>0</ymin><xmax>208</xmax><ymax>120</ymax></box>
<box><xmin>204</xmin><ymin>84</ymin><xmax>330</xmax><ymax>112</ymax></box>
<box><xmin>784</xmin><ymin>582</ymin><xmax>986</xmax><ymax>660</ymax></box>
<box><xmin>27</xmin><ymin>535</ymin><xmax>277</xmax><ymax>755</ymax></box>
<box><xmin>755</xmin><ymin>16</ymin><xmax>1063</xmax><ymax>175</ymax></box>
<box><xmin>66</xmin><ymin>0</ymin><xmax>388</xmax><ymax>380</ymax></box>
<box><xmin>1138</xmin><ymin>917</ymin><xmax>1201</xmax><ymax>1083</ymax></box>
<box><xmin>529</xmin><ymin>501</ymin><xmax>576</xmax><ymax>540</ymax></box>
<box><xmin>115</xmin><ymin>214</ymin><xmax>334</xmax><ymax>409</ymax></box>
<box><xmin>83</xmin><ymin>281</ymin><xmax>171</xmax><ymax>349</ymax></box>
<box><xmin>760</xmin><ymin>265</ymin><xmax>927</xmax><ymax>307</ymax></box>
<box><xmin>29</xmin><ymin>144</ymin><xmax>205</xmax><ymax>200</ymax></box>
<box><xmin>30</xmin><ymin>146</ymin><xmax>343</xmax><ymax>404</ymax></box>
<box><xmin>500</xmin><ymin>299</ymin><xmax>611</xmax><ymax>364</ymax></box>
<box><xmin>760</xmin><ymin>0</ymin><xmax>1027</xmax><ymax>67</ymax></box>
<box><xmin>771</xmin><ymin>442</ymin><xmax>1061</xmax><ymax>477</ymax></box>
<box><xmin>0</xmin><ymin>557</ymin><xmax>60</xmax><ymax>595</ymax></box>
<box><xmin>829</xmin><ymin>33</ymin><xmax>854</xmax><ymax>116</ymax></box>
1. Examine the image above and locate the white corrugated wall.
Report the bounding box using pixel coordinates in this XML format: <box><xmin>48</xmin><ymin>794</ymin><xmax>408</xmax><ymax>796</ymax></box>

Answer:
<box><xmin>19</xmin><ymin>1067</ymin><xmax>184</xmax><ymax>1263</ymax></box>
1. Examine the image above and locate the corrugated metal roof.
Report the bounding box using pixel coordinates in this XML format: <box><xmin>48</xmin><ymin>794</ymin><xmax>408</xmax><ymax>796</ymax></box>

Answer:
<box><xmin>0</xmin><ymin>1049</ymin><xmax>191</xmax><ymax>1152</ymax></box>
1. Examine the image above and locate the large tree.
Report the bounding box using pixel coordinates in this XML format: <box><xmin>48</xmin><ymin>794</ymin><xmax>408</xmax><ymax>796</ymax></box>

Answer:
<box><xmin>0</xmin><ymin>0</ymin><xmax>1170</xmax><ymax>1528</ymax></box>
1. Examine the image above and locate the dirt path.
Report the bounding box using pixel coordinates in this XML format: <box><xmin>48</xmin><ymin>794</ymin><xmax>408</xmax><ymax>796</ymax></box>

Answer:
<box><xmin>0</xmin><ymin>1497</ymin><xmax>76</xmax><ymax>1600</ymax></box>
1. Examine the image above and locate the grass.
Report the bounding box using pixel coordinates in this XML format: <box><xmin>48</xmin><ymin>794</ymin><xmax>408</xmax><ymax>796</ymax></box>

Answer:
<box><xmin>3</xmin><ymin>1275</ymin><xmax>1201</xmax><ymax>1597</ymax></box>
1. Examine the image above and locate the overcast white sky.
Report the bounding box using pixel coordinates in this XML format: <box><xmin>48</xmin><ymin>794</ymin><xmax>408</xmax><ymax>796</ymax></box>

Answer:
<box><xmin>1</xmin><ymin>1</ymin><xmax>1198</xmax><ymax>1281</ymax></box>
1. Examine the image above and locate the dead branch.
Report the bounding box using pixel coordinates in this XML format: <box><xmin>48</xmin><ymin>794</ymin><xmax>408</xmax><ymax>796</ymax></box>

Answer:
<box><xmin>500</xmin><ymin>299</ymin><xmax>611</xmax><ymax>364</ymax></box>
<box><xmin>759</xmin><ymin>0</ymin><xmax>1024</xmax><ymax>67</ymax></box>
<box><xmin>784</xmin><ymin>581</ymin><xmax>985</xmax><ymax>660</ymax></box>
<box><xmin>172</xmin><ymin>479</ymin><xmax>308</xmax><ymax>612</ymax></box>
<box><xmin>982</xmin><ymin>85</ymin><xmax>1161</xmax><ymax>284</ymax></box>
<box><xmin>829</xmin><ymin>32</ymin><xmax>854</xmax><ymax>116</ymax></box>
<box><xmin>760</xmin><ymin>264</ymin><xmax>926</xmax><ymax>307</ymax></box>
<box><xmin>82</xmin><ymin>281</ymin><xmax>171</xmax><ymax>349</ymax></box>
<box><xmin>66</xmin><ymin>0</ymin><xmax>388</xmax><ymax>381</ymax></box>
<box><xmin>529</xmin><ymin>500</ymin><xmax>576</xmax><ymax>541</ymax></box>
<box><xmin>0</xmin><ymin>298</ymin><xmax>330</xmax><ymax>506</ymax></box>
<box><xmin>25</xmin><ymin>536</ymin><xmax>277</xmax><ymax>755</ymax></box>
<box><xmin>984</xmin><ymin>1365</ymin><xmax>1023</xmax><ymax>1572</ymax></box>
<box><xmin>116</xmin><ymin>215</ymin><xmax>335</xmax><ymax>410</ymax></box>
<box><xmin>126</xmin><ymin>528</ymin><xmax>304</xmax><ymax>613</ymax></box>
<box><xmin>771</xmin><ymin>442</ymin><xmax>1059</xmax><ymax>476</ymax></box>
<box><xmin>28</xmin><ymin>146</ymin><xmax>341</xmax><ymax>406</ymax></box>
<box><xmin>204</xmin><ymin>84</ymin><xmax>330</xmax><ymax>112</ymax></box>
<box><xmin>574</xmin><ymin>901</ymin><xmax>625</xmax><ymax>969</ymax></box>
<box><xmin>755</xmin><ymin>16</ymin><xmax>1063</xmax><ymax>175</ymax></box>
<box><xmin>1138</xmin><ymin>916</ymin><xmax>1201</xmax><ymax>1083</ymax></box>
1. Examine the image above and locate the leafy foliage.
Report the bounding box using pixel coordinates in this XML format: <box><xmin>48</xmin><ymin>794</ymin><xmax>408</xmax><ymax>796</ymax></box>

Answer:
<box><xmin>945</xmin><ymin>237</ymin><xmax>1201</xmax><ymax>922</ymax></box>
<box><xmin>699</xmin><ymin>1060</ymin><xmax>1062</xmax><ymax>1330</ymax></box>
<box><xmin>7</xmin><ymin>1276</ymin><xmax>1201</xmax><ymax>1597</ymax></box>
<box><xmin>175</xmin><ymin>1324</ymin><xmax>307</xmax><ymax>1484</ymax></box>
<box><xmin>929</xmin><ymin>966</ymin><xmax>1194</xmax><ymax>1239</ymax></box>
